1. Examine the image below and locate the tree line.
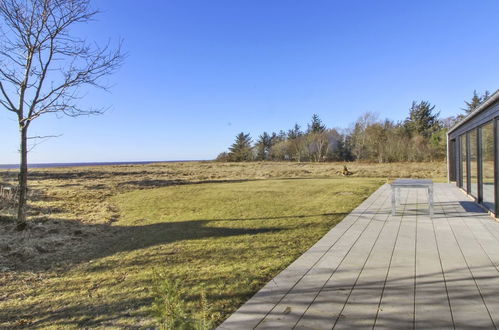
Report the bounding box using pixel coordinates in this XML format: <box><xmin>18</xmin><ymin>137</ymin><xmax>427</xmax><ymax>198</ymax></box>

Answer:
<box><xmin>217</xmin><ymin>90</ymin><xmax>493</xmax><ymax>163</ymax></box>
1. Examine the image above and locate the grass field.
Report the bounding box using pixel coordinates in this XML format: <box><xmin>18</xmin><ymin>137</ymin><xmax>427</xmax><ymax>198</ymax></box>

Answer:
<box><xmin>0</xmin><ymin>161</ymin><xmax>446</xmax><ymax>328</ymax></box>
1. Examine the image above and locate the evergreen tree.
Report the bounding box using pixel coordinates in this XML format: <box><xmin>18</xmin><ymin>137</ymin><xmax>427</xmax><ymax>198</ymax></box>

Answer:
<box><xmin>333</xmin><ymin>134</ymin><xmax>354</xmax><ymax>161</ymax></box>
<box><xmin>428</xmin><ymin>128</ymin><xmax>447</xmax><ymax>160</ymax></box>
<box><xmin>287</xmin><ymin>124</ymin><xmax>303</xmax><ymax>140</ymax></box>
<box><xmin>404</xmin><ymin>101</ymin><xmax>440</xmax><ymax>138</ymax></box>
<box><xmin>228</xmin><ymin>132</ymin><xmax>253</xmax><ymax>161</ymax></box>
<box><xmin>255</xmin><ymin>132</ymin><xmax>274</xmax><ymax>160</ymax></box>
<box><xmin>215</xmin><ymin>152</ymin><xmax>230</xmax><ymax>162</ymax></box>
<box><xmin>277</xmin><ymin>130</ymin><xmax>287</xmax><ymax>141</ymax></box>
<box><xmin>308</xmin><ymin>114</ymin><xmax>326</xmax><ymax>133</ymax></box>
<box><xmin>462</xmin><ymin>90</ymin><xmax>491</xmax><ymax>114</ymax></box>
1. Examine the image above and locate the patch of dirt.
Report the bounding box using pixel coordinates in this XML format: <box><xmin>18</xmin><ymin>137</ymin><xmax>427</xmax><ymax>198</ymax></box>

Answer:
<box><xmin>0</xmin><ymin>218</ymin><xmax>119</xmax><ymax>271</ymax></box>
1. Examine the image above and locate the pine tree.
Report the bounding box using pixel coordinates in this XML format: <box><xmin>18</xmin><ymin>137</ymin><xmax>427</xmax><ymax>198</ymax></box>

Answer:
<box><xmin>308</xmin><ymin>114</ymin><xmax>326</xmax><ymax>133</ymax></box>
<box><xmin>228</xmin><ymin>132</ymin><xmax>253</xmax><ymax>162</ymax></box>
<box><xmin>404</xmin><ymin>101</ymin><xmax>440</xmax><ymax>138</ymax></box>
<box><xmin>287</xmin><ymin>124</ymin><xmax>303</xmax><ymax>140</ymax></box>
<box><xmin>334</xmin><ymin>135</ymin><xmax>354</xmax><ymax>161</ymax></box>
<box><xmin>277</xmin><ymin>130</ymin><xmax>287</xmax><ymax>140</ymax></box>
<box><xmin>255</xmin><ymin>132</ymin><xmax>274</xmax><ymax>160</ymax></box>
<box><xmin>462</xmin><ymin>90</ymin><xmax>491</xmax><ymax>114</ymax></box>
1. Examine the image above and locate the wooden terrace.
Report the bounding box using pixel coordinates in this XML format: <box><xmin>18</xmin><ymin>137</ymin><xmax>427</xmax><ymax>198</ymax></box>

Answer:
<box><xmin>219</xmin><ymin>183</ymin><xmax>499</xmax><ymax>329</ymax></box>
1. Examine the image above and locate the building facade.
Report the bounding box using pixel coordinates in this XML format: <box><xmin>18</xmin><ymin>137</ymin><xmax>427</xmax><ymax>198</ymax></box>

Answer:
<box><xmin>447</xmin><ymin>90</ymin><xmax>499</xmax><ymax>216</ymax></box>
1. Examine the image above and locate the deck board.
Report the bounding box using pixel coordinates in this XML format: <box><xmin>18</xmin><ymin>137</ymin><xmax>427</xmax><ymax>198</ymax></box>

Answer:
<box><xmin>373</xmin><ymin>189</ymin><xmax>417</xmax><ymax>329</ymax></box>
<box><xmin>218</xmin><ymin>183</ymin><xmax>499</xmax><ymax>329</ymax></box>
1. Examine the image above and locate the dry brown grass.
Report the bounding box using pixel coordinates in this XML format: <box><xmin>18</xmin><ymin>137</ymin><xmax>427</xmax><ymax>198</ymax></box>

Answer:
<box><xmin>0</xmin><ymin>161</ymin><xmax>446</xmax><ymax>328</ymax></box>
<box><xmin>0</xmin><ymin>161</ymin><xmax>446</xmax><ymax>270</ymax></box>
<box><xmin>1</xmin><ymin>161</ymin><xmax>447</xmax><ymax>222</ymax></box>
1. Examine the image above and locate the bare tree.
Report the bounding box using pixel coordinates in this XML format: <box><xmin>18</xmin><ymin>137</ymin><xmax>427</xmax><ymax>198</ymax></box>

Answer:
<box><xmin>0</xmin><ymin>0</ymin><xmax>123</xmax><ymax>229</ymax></box>
<box><xmin>307</xmin><ymin>131</ymin><xmax>330</xmax><ymax>162</ymax></box>
<box><xmin>349</xmin><ymin>112</ymin><xmax>378</xmax><ymax>161</ymax></box>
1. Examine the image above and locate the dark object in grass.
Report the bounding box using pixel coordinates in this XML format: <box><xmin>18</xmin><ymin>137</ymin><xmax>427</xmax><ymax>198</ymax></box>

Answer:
<box><xmin>336</xmin><ymin>165</ymin><xmax>354</xmax><ymax>176</ymax></box>
<box><xmin>16</xmin><ymin>222</ymin><xmax>28</xmax><ymax>231</ymax></box>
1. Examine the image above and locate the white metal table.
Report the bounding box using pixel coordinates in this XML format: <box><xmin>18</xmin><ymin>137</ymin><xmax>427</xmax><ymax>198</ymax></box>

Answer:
<box><xmin>391</xmin><ymin>179</ymin><xmax>433</xmax><ymax>217</ymax></box>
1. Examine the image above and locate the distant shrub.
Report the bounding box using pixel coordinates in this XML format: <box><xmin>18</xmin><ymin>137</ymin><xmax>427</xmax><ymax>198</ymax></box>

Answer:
<box><xmin>151</xmin><ymin>270</ymin><xmax>213</xmax><ymax>330</ymax></box>
<box><xmin>215</xmin><ymin>152</ymin><xmax>230</xmax><ymax>162</ymax></box>
<box><xmin>0</xmin><ymin>185</ymin><xmax>19</xmax><ymax>213</ymax></box>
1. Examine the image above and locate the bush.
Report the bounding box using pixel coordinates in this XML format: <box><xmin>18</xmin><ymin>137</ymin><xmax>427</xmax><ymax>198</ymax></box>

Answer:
<box><xmin>215</xmin><ymin>152</ymin><xmax>230</xmax><ymax>162</ymax></box>
<box><xmin>151</xmin><ymin>270</ymin><xmax>213</xmax><ymax>330</ymax></box>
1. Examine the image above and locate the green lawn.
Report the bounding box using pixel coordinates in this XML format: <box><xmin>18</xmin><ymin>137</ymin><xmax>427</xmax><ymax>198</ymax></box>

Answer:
<box><xmin>1</xmin><ymin>177</ymin><xmax>383</xmax><ymax>328</ymax></box>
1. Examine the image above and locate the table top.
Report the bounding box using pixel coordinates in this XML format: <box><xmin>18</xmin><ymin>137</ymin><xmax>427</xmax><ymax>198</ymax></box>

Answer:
<box><xmin>391</xmin><ymin>179</ymin><xmax>433</xmax><ymax>187</ymax></box>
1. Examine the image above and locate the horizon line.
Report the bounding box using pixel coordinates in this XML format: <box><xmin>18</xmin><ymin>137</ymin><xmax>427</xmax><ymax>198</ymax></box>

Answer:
<box><xmin>0</xmin><ymin>159</ymin><xmax>208</xmax><ymax>169</ymax></box>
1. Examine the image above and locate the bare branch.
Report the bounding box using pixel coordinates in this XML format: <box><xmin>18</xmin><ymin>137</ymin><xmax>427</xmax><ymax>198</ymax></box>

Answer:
<box><xmin>0</xmin><ymin>67</ymin><xmax>22</xmax><ymax>85</ymax></box>
<box><xmin>0</xmin><ymin>81</ymin><xmax>17</xmax><ymax>112</ymax></box>
<box><xmin>0</xmin><ymin>0</ymin><xmax>123</xmax><ymax>124</ymax></box>
<box><xmin>27</xmin><ymin>134</ymin><xmax>63</xmax><ymax>140</ymax></box>
<box><xmin>27</xmin><ymin>133</ymin><xmax>63</xmax><ymax>152</ymax></box>
<box><xmin>0</xmin><ymin>99</ymin><xmax>15</xmax><ymax>112</ymax></box>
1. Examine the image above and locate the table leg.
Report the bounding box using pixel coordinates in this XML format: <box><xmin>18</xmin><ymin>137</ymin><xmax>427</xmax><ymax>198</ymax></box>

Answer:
<box><xmin>396</xmin><ymin>188</ymin><xmax>401</xmax><ymax>206</ymax></box>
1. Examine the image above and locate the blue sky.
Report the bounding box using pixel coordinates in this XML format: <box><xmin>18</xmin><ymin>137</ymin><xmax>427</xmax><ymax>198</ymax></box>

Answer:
<box><xmin>1</xmin><ymin>0</ymin><xmax>499</xmax><ymax>163</ymax></box>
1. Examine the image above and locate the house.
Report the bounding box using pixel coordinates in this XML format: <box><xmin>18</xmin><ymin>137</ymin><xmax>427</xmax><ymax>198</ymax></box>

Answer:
<box><xmin>447</xmin><ymin>90</ymin><xmax>499</xmax><ymax>216</ymax></box>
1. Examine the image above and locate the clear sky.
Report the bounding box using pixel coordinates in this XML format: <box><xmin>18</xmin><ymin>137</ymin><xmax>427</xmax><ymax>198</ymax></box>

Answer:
<box><xmin>1</xmin><ymin>0</ymin><xmax>499</xmax><ymax>164</ymax></box>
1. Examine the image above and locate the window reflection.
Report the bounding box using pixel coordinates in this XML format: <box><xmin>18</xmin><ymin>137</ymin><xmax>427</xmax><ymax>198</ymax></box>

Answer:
<box><xmin>470</xmin><ymin>129</ymin><xmax>478</xmax><ymax>198</ymax></box>
<box><xmin>460</xmin><ymin>134</ymin><xmax>467</xmax><ymax>191</ymax></box>
<box><xmin>481</xmin><ymin>122</ymin><xmax>494</xmax><ymax>211</ymax></box>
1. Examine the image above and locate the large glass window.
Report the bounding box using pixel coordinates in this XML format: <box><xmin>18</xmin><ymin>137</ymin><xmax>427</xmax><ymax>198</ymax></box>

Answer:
<box><xmin>480</xmin><ymin>121</ymin><xmax>495</xmax><ymax>211</ymax></box>
<box><xmin>470</xmin><ymin>129</ymin><xmax>478</xmax><ymax>198</ymax></box>
<box><xmin>460</xmin><ymin>134</ymin><xmax>467</xmax><ymax>191</ymax></box>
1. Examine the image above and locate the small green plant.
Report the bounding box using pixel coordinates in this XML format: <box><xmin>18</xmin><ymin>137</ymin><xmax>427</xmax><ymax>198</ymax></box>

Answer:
<box><xmin>151</xmin><ymin>270</ymin><xmax>213</xmax><ymax>330</ymax></box>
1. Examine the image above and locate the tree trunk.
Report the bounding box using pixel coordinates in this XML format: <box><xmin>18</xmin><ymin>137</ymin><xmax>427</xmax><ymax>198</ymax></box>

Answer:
<box><xmin>17</xmin><ymin>126</ymin><xmax>28</xmax><ymax>229</ymax></box>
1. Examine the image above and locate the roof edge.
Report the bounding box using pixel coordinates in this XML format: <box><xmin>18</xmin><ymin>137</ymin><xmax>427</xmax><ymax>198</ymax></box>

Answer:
<box><xmin>448</xmin><ymin>89</ymin><xmax>499</xmax><ymax>135</ymax></box>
